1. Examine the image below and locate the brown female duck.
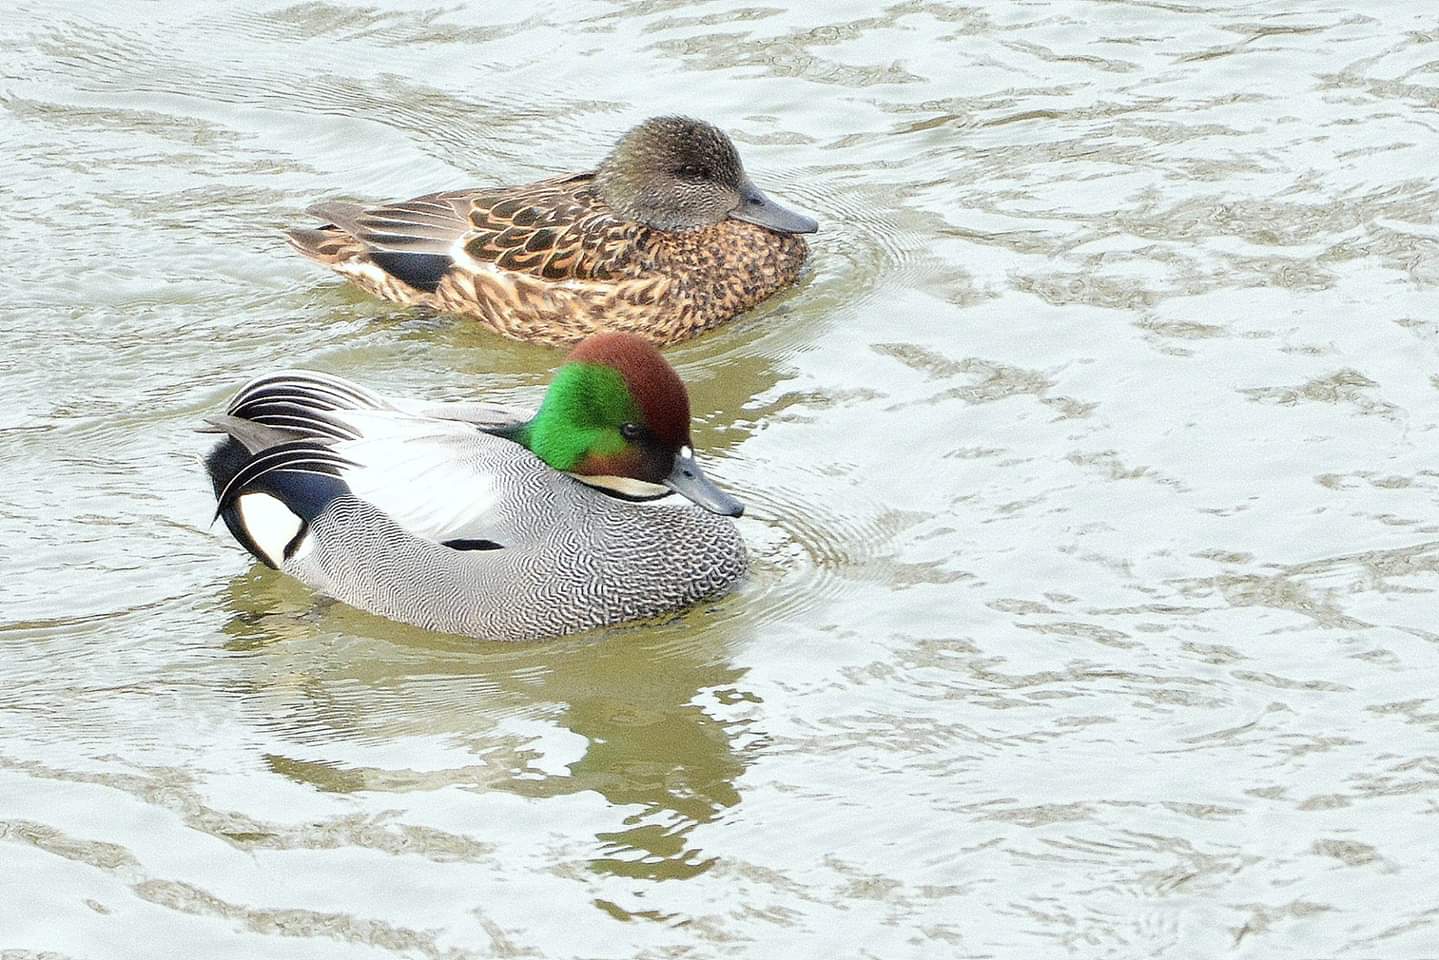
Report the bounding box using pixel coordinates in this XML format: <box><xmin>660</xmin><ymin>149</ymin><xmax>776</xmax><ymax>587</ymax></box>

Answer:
<box><xmin>286</xmin><ymin>116</ymin><xmax>818</xmax><ymax>346</ymax></box>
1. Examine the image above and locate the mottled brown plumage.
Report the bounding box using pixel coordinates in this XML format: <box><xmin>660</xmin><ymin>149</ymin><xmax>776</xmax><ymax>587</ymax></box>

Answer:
<box><xmin>286</xmin><ymin>117</ymin><xmax>816</xmax><ymax>346</ymax></box>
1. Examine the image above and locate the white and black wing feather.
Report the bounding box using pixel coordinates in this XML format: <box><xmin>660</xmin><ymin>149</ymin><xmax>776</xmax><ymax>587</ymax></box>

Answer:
<box><xmin>208</xmin><ymin>370</ymin><xmax>520</xmax><ymax>553</ymax></box>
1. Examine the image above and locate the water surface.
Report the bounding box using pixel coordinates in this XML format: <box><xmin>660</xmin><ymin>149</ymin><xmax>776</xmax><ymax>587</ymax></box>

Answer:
<box><xmin>4</xmin><ymin>1</ymin><xmax>1439</xmax><ymax>956</ymax></box>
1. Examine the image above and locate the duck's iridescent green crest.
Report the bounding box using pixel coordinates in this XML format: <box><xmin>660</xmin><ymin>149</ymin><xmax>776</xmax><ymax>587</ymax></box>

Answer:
<box><xmin>503</xmin><ymin>332</ymin><xmax>742</xmax><ymax>517</ymax></box>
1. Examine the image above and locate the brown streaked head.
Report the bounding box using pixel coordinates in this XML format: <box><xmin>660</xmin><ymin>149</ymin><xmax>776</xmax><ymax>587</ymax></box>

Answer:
<box><xmin>594</xmin><ymin>116</ymin><xmax>818</xmax><ymax>236</ymax></box>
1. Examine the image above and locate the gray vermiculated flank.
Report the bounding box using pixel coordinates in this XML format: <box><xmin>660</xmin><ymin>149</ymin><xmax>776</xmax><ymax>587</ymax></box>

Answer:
<box><xmin>288</xmin><ymin>491</ymin><xmax>745</xmax><ymax>642</ymax></box>
<box><xmin>284</xmin><ymin>446</ymin><xmax>747</xmax><ymax>641</ymax></box>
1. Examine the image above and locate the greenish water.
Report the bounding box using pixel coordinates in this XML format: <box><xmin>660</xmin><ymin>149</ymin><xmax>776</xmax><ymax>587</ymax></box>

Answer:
<box><xmin>5</xmin><ymin>1</ymin><xmax>1439</xmax><ymax>956</ymax></box>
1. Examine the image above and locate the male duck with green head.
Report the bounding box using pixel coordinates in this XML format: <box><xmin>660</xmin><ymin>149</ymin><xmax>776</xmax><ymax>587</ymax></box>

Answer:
<box><xmin>205</xmin><ymin>333</ymin><xmax>747</xmax><ymax>641</ymax></box>
<box><xmin>499</xmin><ymin>333</ymin><xmax>742</xmax><ymax>515</ymax></box>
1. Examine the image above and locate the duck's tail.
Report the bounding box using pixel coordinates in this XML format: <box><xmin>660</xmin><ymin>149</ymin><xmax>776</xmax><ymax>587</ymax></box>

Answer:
<box><xmin>285</xmin><ymin>196</ymin><xmax>464</xmax><ymax>301</ymax></box>
<box><xmin>284</xmin><ymin>226</ymin><xmax>362</xmax><ymax>267</ymax></box>
<box><xmin>203</xmin><ymin>368</ymin><xmax>383</xmax><ymax>568</ymax></box>
<box><xmin>204</xmin><ymin>432</ymin><xmax>353</xmax><ymax>570</ymax></box>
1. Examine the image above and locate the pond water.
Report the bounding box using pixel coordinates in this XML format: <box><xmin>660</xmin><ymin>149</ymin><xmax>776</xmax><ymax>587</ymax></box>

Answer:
<box><xmin>4</xmin><ymin>1</ymin><xmax>1439</xmax><ymax>956</ymax></box>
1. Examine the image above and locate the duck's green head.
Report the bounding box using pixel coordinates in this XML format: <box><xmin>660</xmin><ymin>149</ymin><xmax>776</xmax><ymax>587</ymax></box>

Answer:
<box><xmin>506</xmin><ymin>331</ymin><xmax>743</xmax><ymax>517</ymax></box>
<box><xmin>594</xmin><ymin>116</ymin><xmax>818</xmax><ymax>236</ymax></box>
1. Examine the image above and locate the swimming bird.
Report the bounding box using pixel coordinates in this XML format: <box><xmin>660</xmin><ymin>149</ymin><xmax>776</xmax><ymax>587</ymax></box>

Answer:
<box><xmin>203</xmin><ymin>332</ymin><xmax>747</xmax><ymax>640</ymax></box>
<box><xmin>286</xmin><ymin>116</ymin><xmax>817</xmax><ymax>345</ymax></box>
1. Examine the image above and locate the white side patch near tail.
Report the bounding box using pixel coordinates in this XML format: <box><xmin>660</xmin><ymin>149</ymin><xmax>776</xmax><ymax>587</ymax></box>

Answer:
<box><xmin>235</xmin><ymin>493</ymin><xmax>308</xmax><ymax>567</ymax></box>
<box><xmin>336</xmin><ymin>260</ymin><xmax>401</xmax><ymax>289</ymax></box>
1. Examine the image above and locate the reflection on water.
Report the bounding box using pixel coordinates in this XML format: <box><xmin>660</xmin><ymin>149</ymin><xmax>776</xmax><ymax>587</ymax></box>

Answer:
<box><xmin>222</xmin><ymin>571</ymin><xmax>754</xmax><ymax>881</ymax></box>
<box><xmin>5</xmin><ymin>0</ymin><xmax>1439</xmax><ymax>956</ymax></box>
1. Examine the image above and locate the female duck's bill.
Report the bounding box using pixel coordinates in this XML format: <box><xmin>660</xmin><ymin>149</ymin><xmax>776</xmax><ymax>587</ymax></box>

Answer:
<box><xmin>730</xmin><ymin>179</ymin><xmax>818</xmax><ymax>235</ymax></box>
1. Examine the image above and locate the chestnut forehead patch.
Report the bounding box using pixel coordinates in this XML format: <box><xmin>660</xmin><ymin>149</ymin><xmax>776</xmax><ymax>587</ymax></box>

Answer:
<box><xmin>567</xmin><ymin>332</ymin><xmax>691</xmax><ymax>447</ymax></box>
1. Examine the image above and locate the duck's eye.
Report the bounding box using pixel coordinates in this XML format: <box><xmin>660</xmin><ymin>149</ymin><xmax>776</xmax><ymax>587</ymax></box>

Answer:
<box><xmin>620</xmin><ymin>422</ymin><xmax>643</xmax><ymax>441</ymax></box>
<box><xmin>676</xmin><ymin>164</ymin><xmax>707</xmax><ymax>180</ymax></box>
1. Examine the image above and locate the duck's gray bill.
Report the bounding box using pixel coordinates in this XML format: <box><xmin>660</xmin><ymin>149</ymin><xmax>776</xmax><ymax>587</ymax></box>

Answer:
<box><xmin>664</xmin><ymin>449</ymin><xmax>744</xmax><ymax>517</ymax></box>
<box><xmin>729</xmin><ymin>181</ymin><xmax>818</xmax><ymax>235</ymax></box>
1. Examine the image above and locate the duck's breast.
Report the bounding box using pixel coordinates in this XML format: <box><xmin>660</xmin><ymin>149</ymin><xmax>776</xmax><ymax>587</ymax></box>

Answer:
<box><xmin>651</xmin><ymin>220</ymin><xmax>809</xmax><ymax>320</ymax></box>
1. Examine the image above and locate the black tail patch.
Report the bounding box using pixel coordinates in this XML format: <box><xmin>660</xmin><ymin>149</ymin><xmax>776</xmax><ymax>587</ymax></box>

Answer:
<box><xmin>208</xmin><ymin>439</ymin><xmax>355</xmax><ymax>570</ymax></box>
<box><xmin>368</xmin><ymin>250</ymin><xmax>452</xmax><ymax>293</ymax></box>
<box><xmin>204</xmin><ymin>436</ymin><xmax>250</xmax><ymax>500</ymax></box>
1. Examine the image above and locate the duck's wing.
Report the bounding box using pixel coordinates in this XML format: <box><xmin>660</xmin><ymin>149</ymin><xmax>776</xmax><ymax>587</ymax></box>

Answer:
<box><xmin>290</xmin><ymin>175</ymin><xmax>650</xmax><ymax>291</ymax></box>
<box><xmin>459</xmin><ymin>174</ymin><xmax>649</xmax><ymax>282</ymax></box>
<box><xmin>307</xmin><ymin>192</ymin><xmax>472</xmax><ymax>255</ymax></box>
<box><xmin>226</xmin><ymin>368</ymin><xmax>526</xmax><ymax>431</ymax></box>
<box><xmin>222</xmin><ymin>369</ymin><xmax>395</xmax><ymax>437</ymax></box>
<box><xmin>287</xmin><ymin>190</ymin><xmax>473</xmax><ymax>292</ymax></box>
<box><xmin>327</xmin><ymin>411</ymin><xmax>512</xmax><ymax>546</ymax></box>
<box><xmin>209</xmin><ymin>371</ymin><xmax>532</xmax><ymax>550</ymax></box>
<box><xmin>382</xmin><ymin>398</ymin><xmax>521</xmax><ymax>430</ymax></box>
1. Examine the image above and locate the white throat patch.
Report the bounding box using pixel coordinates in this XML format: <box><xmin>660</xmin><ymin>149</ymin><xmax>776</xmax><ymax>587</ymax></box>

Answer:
<box><xmin>567</xmin><ymin>473</ymin><xmax>671</xmax><ymax>501</ymax></box>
